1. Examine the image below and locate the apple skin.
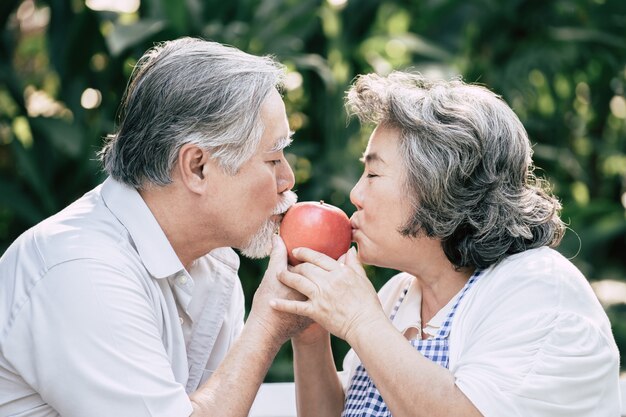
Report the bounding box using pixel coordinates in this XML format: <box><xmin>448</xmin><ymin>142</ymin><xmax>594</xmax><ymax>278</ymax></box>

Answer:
<box><xmin>279</xmin><ymin>201</ymin><xmax>352</xmax><ymax>266</ymax></box>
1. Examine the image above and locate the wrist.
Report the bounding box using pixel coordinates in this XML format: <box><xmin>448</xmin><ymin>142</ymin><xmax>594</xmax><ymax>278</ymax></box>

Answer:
<box><xmin>292</xmin><ymin>330</ymin><xmax>329</xmax><ymax>349</ymax></box>
<box><xmin>243</xmin><ymin>314</ymin><xmax>286</xmax><ymax>355</ymax></box>
<box><xmin>344</xmin><ymin>312</ymin><xmax>389</xmax><ymax>351</ymax></box>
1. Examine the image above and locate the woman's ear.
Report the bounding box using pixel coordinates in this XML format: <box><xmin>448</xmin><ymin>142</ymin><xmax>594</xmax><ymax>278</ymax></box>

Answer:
<box><xmin>176</xmin><ymin>143</ymin><xmax>211</xmax><ymax>194</ymax></box>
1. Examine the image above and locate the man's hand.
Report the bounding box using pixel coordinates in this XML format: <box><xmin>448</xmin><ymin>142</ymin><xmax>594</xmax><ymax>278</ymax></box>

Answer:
<box><xmin>247</xmin><ymin>235</ymin><xmax>312</xmax><ymax>347</ymax></box>
<box><xmin>270</xmin><ymin>246</ymin><xmax>385</xmax><ymax>345</ymax></box>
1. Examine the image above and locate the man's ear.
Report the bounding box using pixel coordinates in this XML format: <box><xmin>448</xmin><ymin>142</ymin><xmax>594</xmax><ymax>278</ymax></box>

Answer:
<box><xmin>176</xmin><ymin>143</ymin><xmax>212</xmax><ymax>194</ymax></box>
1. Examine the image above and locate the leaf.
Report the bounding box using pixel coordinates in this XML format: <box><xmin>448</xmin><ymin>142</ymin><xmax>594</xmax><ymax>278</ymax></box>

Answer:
<box><xmin>161</xmin><ymin>0</ymin><xmax>189</xmax><ymax>34</ymax></box>
<box><xmin>0</xmin><ymin>0</ymin><xmax>20</xmax><ymax>33</ymax></box>
<box><xmin>398</xmin><ymin>33</ymin><xmax>453</xmax><ymax>61</ymax></box>
<box><xmin>29</xmin><ymin>116</ymin><xmax>83</xmax><ymax>158</ymax></box>
<box><xmin>548</xmin><ymin>27</ymin><xmax>626</xmax><ymax>50</ymax></box>
<box><xmin>291</xmin><ymin>54</ymin><xmax>336</xmax><ymax>90</ymax></box>
<box><xmin>0</xmin><ymin>178</ymin><xmax>45</xmax><ymax>224</ymax></box>
<box><xmin>10</xmin><ymin>138</ymin><xmax>56</xmax><ymax>214</ymax></box>
<box><xmin>106</xmin><ymin>19</ymin><xmax>167</xmax><ymax>57</ymax></box>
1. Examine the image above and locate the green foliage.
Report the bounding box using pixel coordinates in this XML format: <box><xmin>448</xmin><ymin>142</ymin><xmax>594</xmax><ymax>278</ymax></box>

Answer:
<box><xmin>1</xmin><ymin>0</ymin><xmax>625</xmax><ymax>381</ymax></box>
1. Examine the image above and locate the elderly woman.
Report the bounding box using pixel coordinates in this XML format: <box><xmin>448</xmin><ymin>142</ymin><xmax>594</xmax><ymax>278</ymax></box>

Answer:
<box><xmin>270</xmin><ymin>72</ymin><xmax>621</xmax><ymax>417</ymax></box>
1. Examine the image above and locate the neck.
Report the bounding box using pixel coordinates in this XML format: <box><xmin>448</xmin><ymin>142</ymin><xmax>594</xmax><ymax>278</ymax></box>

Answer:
<box><xmin>139</xmin><ymin>185</ymin><xmax>220</xmax><ymax>269</ymax></box>
<box><xmin>418</xmin><ymin>266</ymin><xmax>473</xmax><ymax>324</ymax></box>
<box><xmin>403</xmin><ymin>240</ymin><xmax>474</xmax><ymax>324</ymax></box>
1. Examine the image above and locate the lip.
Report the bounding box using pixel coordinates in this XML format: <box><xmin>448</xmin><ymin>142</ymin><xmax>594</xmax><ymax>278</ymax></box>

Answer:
<box><xmin>349</xmin><ymin>217</ymin><xmax>359</xmax><ymax>242</ymax></box>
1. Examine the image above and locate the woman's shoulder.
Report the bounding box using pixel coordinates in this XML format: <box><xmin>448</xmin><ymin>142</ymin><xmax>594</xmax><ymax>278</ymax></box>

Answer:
<box><xmin>466</xmin><ymin>246</ymin><xmax>610</xmax><ymax>334</ymax></box>
<box><xmin>492</xmin><ymin>246</ymin><xmax>579</xmax><ymax>275</ymax></box>
<box><xmin>450</xmin><ymin>248</ymin><xmax>620</xmax><ymax>416</ymax></box>
<box><xmin>480</xmin><ymin>246</ymin><xmax>587</xmax><ymax>295</ymax></box>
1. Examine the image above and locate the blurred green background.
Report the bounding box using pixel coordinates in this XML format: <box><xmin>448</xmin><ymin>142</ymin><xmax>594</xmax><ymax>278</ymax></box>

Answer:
<box><xmin>1</xmin><ymin>0</ymin><xmax>625</xmax><ymax>381</ymax></box>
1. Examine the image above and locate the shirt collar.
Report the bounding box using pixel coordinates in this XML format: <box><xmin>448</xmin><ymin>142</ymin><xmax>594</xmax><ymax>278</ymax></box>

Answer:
<box><xmin>393</xmin><ymin>277</ymin><xmax>461</xmax><ymax>338</ymax></box>
<box><xmin>101</xmin><ymin>177</ymin><xmax>184</xmax><ymax>279</ymax></box>
<box><xmin>393</xmin><ymin>278</ymin><xmax>422</xmax><ymax>334</ymax></box>
<box><xmin>425</xmin><ymin>291</ymin><xmax>459</xmax><ymax>331</ymax></box>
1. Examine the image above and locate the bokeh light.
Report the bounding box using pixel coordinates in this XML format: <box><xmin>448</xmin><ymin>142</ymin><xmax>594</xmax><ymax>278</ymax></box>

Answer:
<box><xmin>80</xmin><ymin>88</ymin><xmax>102</xmax><ymax>110</ymax></box>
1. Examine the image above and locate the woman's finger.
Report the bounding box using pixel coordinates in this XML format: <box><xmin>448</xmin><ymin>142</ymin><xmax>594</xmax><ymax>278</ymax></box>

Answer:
<box><xmin>278</xmin><ymin>269</ymin><xmax>318</xmax><ymax>299</ymax></box>
<box><xmin>292</xmin><ymin>247</ymin><xmax>339</xmax><ymax>271</ymax></box>
<box><xmin>269</xmin><ymin>298</ymin><xmax>313</xmax><ymax>318</ymax></box>
<box><xmin>290</xmin><ymin>258</ymin><xmax>332</xmax><ymax>282</ymax></box>
<box><xmin>344</xmin><ymin>247</ymin><xmax>366</xmax><ymax>276</ymax></box>
<box><xmin>337</xmin><ymin>252</ymin><xmax>348</xmax><ymax>265</ymax></box>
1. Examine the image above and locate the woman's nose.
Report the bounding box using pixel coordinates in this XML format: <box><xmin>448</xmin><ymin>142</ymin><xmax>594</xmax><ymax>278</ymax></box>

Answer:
<box><xmin>349</xmin><ymin>179</ymin><xmax>363</xmax><ymax>210</ymax></box>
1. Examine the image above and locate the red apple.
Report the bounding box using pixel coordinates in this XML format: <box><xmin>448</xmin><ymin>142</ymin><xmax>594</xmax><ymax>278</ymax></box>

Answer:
<box><xmin>279</xmin><ymin>201</ymin><xmax>352</xmax><ymax>266</ymax></box>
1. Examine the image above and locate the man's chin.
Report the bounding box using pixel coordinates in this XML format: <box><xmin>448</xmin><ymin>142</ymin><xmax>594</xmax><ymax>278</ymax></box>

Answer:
<box><xmin>239</xmin><ymin>244</ymin><xmax>272</xmax><ymax>260</ymax></box>
<box><xmin>238</xmin><ymin>190</ymin><xmax>296</xmax><ymax>259</ymax></box>
<box><xmin>238</xmin><ymin>221</ymin><xmax>278</xmax><ymax>259</ymax></box>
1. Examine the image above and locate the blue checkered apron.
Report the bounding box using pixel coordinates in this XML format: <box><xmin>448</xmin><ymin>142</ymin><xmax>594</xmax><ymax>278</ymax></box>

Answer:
<box><xmin>341</xmin><ymin>271</ymin><xmax>481</xmax><ymax>417</ymax></box>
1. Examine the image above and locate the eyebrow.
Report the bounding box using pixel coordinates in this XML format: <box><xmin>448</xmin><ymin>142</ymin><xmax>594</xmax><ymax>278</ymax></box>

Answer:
<box><xmin>359</xmin><ymin>152</ymin><xmax>386</xmax><ymax>165</ymax></box>
<box><xmin>266</xmin><ymin>131</ymin><xmax>295</xmax><ymax>153</ymax></box>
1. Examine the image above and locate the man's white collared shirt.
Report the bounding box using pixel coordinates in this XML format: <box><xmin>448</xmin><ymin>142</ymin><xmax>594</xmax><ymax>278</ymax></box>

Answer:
<box><xmin>0</xmin><ymin>177</ymin><xmax>244</xmax><ymax>417</ymax></box>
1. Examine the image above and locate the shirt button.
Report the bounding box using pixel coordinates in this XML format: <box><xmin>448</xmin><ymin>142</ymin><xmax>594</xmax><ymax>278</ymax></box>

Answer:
<box><xmin>177</xmin><ymin>275</ymin><xmax>187</xmax><ymax>285</ymax></box>
<box><xmin>179</xmin><ymin>316</ymin><xmax>184</xmax><ymax>325</ymax></box>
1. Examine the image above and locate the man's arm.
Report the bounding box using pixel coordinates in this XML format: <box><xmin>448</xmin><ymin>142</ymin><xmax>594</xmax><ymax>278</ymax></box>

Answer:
<box><xmin>190</xmin><ymin>236</ymin><xmax>309</xmax><ymax>416</ymax></box>
<box><xmin>188</xmin><ymin>318</ymin><xmax>282</xmax><ymax>416</ymax></box>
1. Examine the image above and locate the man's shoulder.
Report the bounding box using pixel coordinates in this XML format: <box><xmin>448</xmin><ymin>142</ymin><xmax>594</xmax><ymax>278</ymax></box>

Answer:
<box><xmin>0</xmin><ymin>186</ymin><xmax>150</xmax><ymax>345</ymax></box>
<box><xmin>3</xmin><ymin>184</ymin><xmax>133</xmax><ymax>273</ymax></box>
<box><xmin>41</xmin><ymin>191</ymin><xmax>129</xmax><ymax>263</ymax></box>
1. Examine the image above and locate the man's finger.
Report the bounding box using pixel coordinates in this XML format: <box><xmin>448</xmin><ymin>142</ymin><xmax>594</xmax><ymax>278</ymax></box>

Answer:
<box><xmin>268</xmin><ymin>235</ymin><xmax>288</xmax><ymax>270</ymax></box>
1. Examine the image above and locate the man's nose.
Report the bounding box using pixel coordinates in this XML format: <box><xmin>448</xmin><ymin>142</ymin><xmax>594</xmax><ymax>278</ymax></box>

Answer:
<box><xmin>277</xmin><ymin>158</ymin><xmax>295</xmax><ymax>193</ymax></box>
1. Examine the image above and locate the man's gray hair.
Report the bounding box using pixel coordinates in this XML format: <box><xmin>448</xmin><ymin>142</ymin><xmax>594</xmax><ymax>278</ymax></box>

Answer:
<box><xmin>99</xmin><ymin>37</ymin><xmax>285</xmax><ymax>188</ymax></box>
<box><xmin>346</xmin><ymin>72</ymin><xmax>565</xmax><ymax>269</ymax></box>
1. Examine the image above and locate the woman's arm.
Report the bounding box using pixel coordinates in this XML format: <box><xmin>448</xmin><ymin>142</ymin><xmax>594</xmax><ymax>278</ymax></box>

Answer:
<box><xmin>271</xmin><ymin>247</ymin><xmax>483</xmax><ymax>417</ymax></box>
<box><xmin>347</xmin><ymin>315</ymin><xmax>482</xmax><ymax>417</ymax></box>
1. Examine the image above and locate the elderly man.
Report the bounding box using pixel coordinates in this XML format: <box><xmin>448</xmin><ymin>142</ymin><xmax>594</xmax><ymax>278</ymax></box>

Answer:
<box><xmin>0</xmin><ymin>37</ymin><xmax>306</xmax><ymax>417</ymax></box>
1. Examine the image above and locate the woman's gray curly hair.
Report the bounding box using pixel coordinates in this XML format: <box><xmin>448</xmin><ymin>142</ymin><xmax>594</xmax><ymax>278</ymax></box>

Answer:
<box><xmin>346</xmin><ymin>72</ymin><xmax>565</xmax><ymax>269</ymax></box>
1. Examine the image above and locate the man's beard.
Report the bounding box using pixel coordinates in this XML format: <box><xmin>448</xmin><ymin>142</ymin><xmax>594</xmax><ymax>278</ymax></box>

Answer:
<box><xmin>239</xmin><ymin>190</ymin><xmax>298</xmax><ymax>259</ymax></box>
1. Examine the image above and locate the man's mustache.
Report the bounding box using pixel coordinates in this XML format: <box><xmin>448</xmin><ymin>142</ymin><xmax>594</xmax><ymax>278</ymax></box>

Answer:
<box><xmin>273</xmin><ymin>190</ymin><xmax>297</xmax><ymax>215</ymax></box>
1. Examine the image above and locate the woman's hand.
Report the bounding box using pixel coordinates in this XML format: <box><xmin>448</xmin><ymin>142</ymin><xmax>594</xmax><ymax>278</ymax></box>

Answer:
<box><xmin>270</xmin><ymin>246</ymin><xmax>387</xmax><ymax>344</ymax></box>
